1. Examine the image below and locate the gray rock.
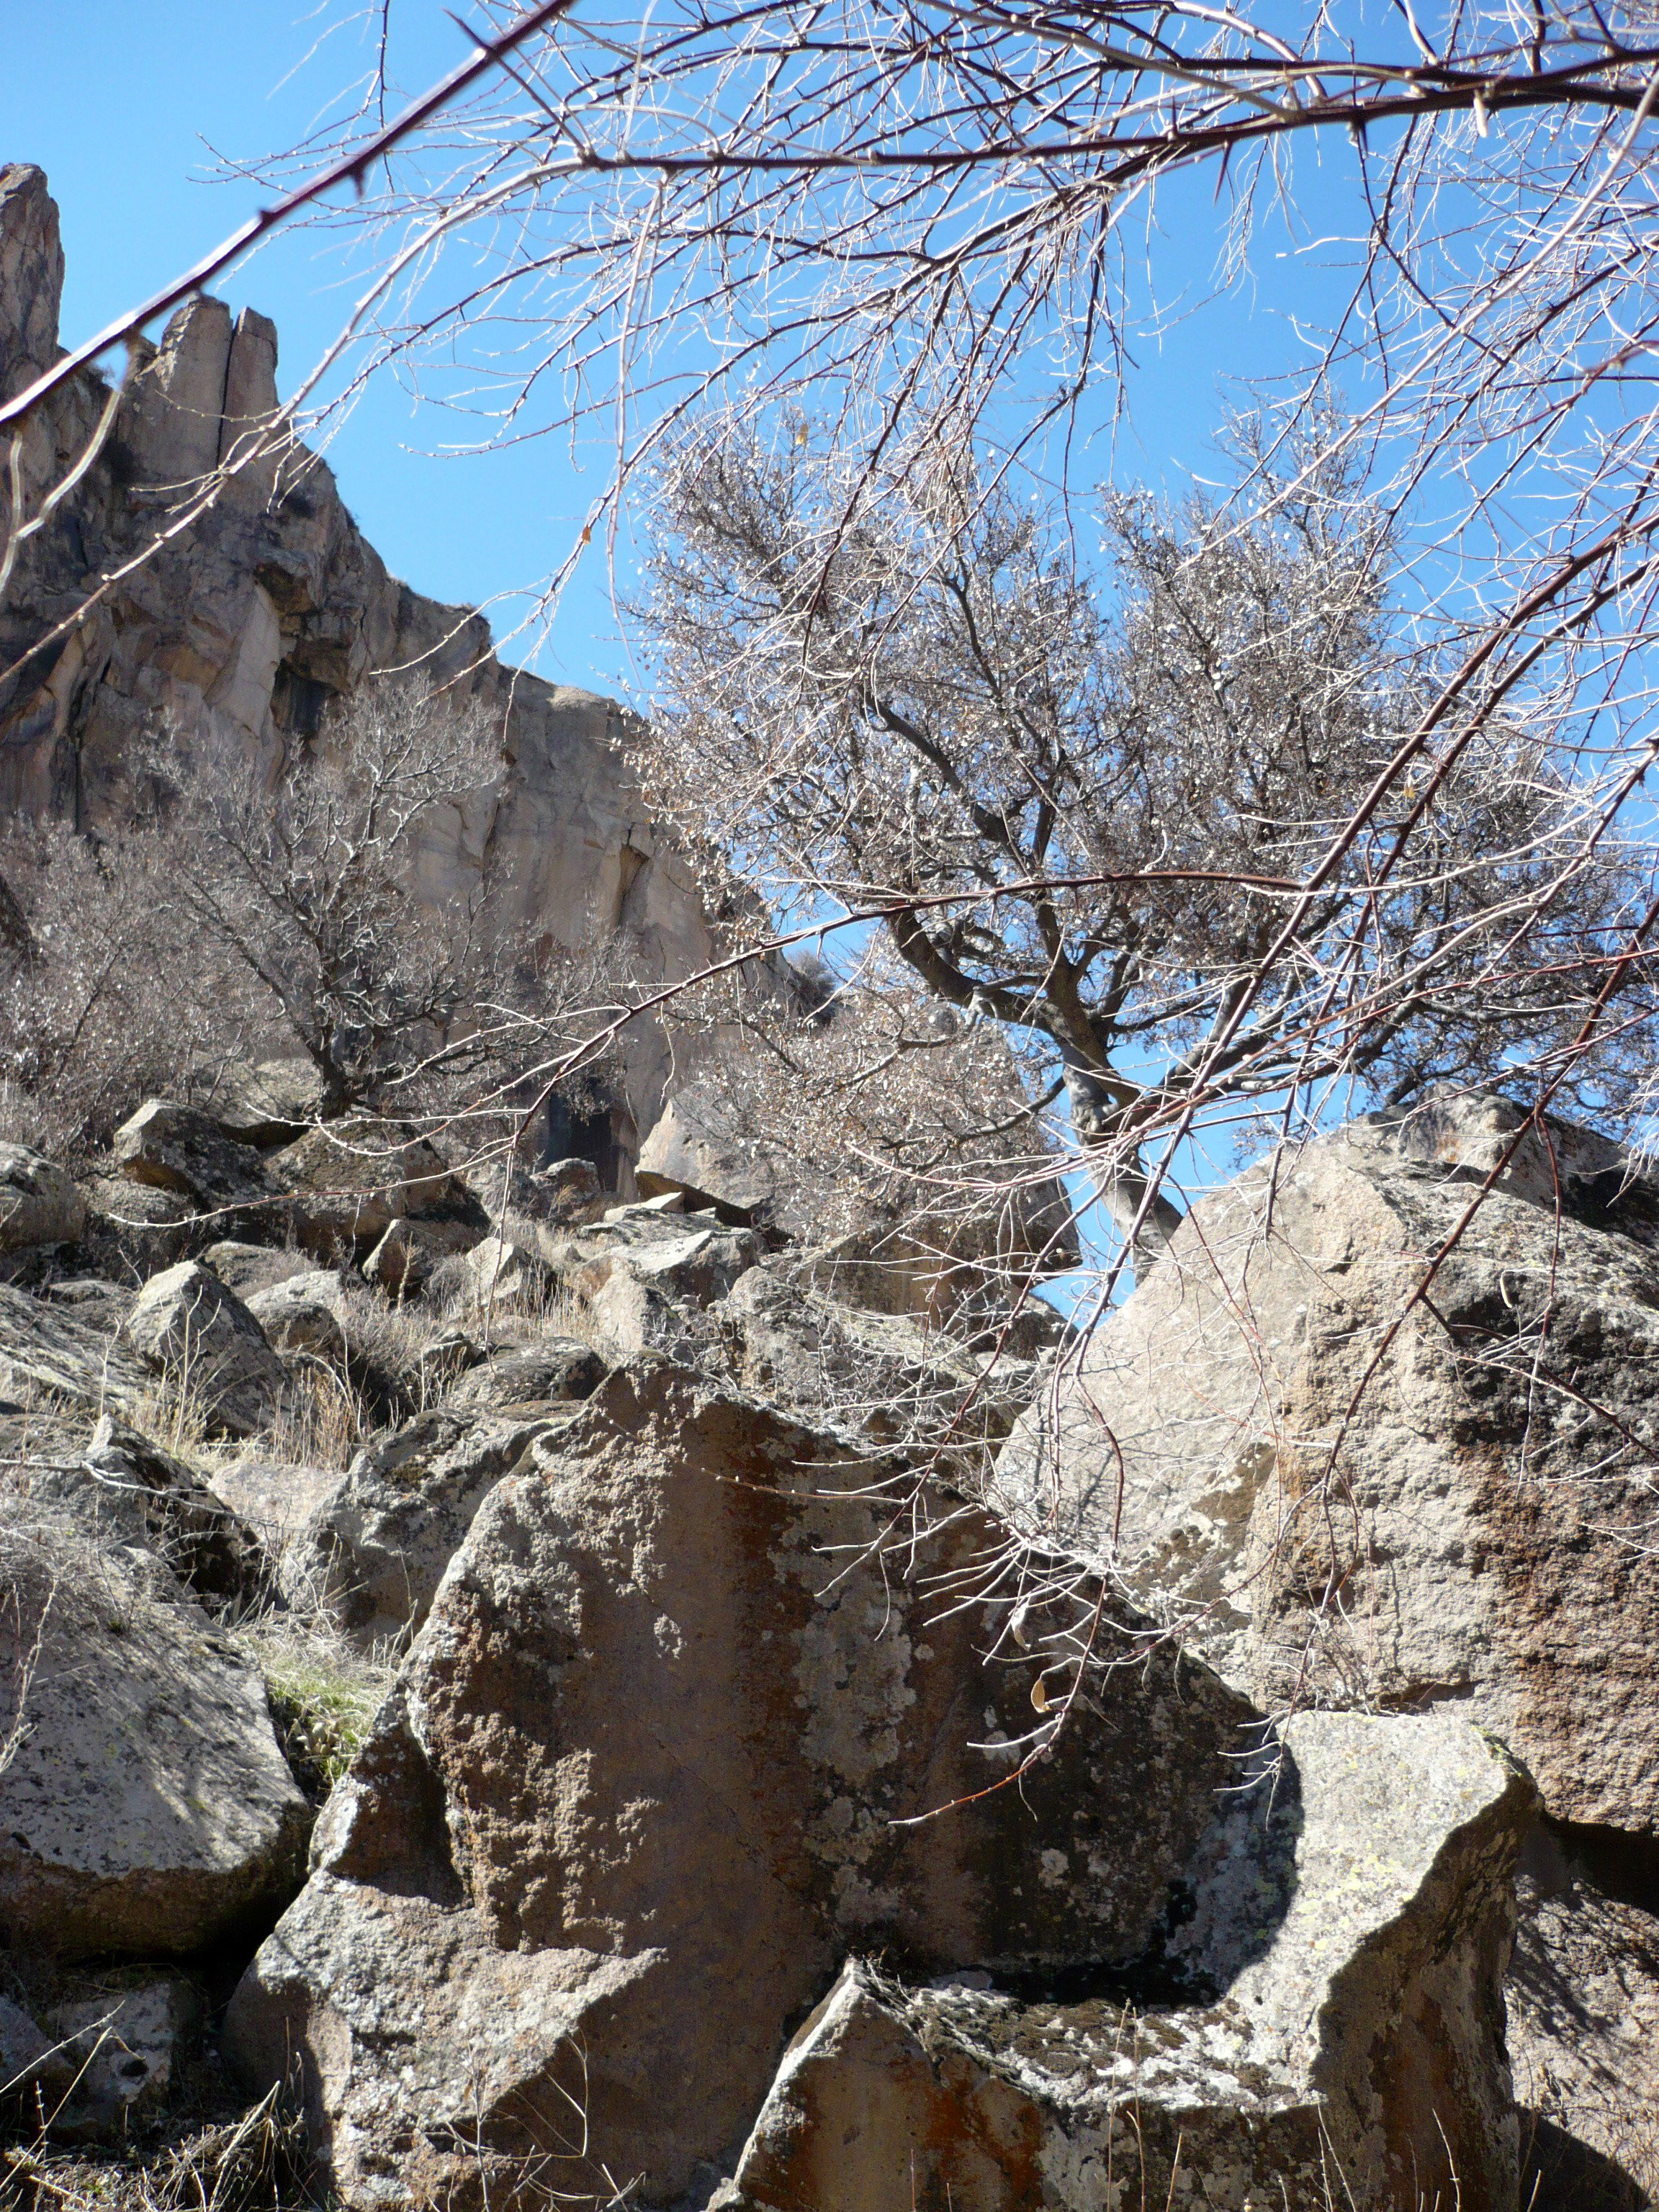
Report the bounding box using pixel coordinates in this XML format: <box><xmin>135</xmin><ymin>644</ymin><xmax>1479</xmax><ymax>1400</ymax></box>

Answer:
<box><xmin>433</xmin><ymin>1234</ymin><xmax>549</xmax><ymax>1314</ymax></box>
<box><xmin>0</xmin><ymin>1282</ymin><xmax>151</xmax><ymax>1417</ymax></box>
<box><xmin>444</xmin><ymin>1341</ymin><xmax>605</xmax><ymax>1415</ymax></box>
<box><xmin>244</xmin><ymin>1269</ymin><xmax>349</xmax><ymax>1357</ymax></box>
<box><xmin>0</xmin><ymin>1990</ymin><xmax>72</xmax><ymax>2110</ymax></box>
<box><xmin>360</xmin><ymin>1213</ymin><xmax>482</xmax><ymax>1295</ymax></box>
<box><xmin>728</xmin><ymin>1714</ymin><xmax>1529</xmax><ymax>2212</ymax></box>
<box><xmin>721</xmin><ymin>1263</ymin><xmax>1042</xmax><ymax>1472</ymax></box>
<box><xmin>67</xmin><ymin>1414</ymin><xmax>271</xmax><ymax>1612</ymax></box>
<box><xmin>285</xmin><ymin>1404</ymin><xmax>573</xmax><ymax>1647</ymax></box>
<box><xmin>120</xmin><ymin>1262</ymin><xmax>285</xmax><ymax>1439</ymax></box>
<box><xmin>202</xmin><ymin>1242</ymin><xmax>318</xmax><ymax>1298</ymax></box>
<box><xmin>78</xmin><ymin>1178</ymin><xmax>198</xmax><ymax>1278</ymax></box>
<box><xmin>204</xmin><ymin>1059</ymin><xmax>323</xmax><ymax>1149</ymax></box>
<box><xmin>0</xmin><ymin>1531</ymin><xmax>310</xmax><ymax>1959</ymax></box>
<box><xmin>269</xmin><ymin>1120</ymin><xmax>489</xmax><ymax>1262</ymax></box>
<box><xmin>539</xmin><ymin>1200</ymin><xmax>760</xmax><ymax>1359</ymax></box>
<box><xmin>1508</xmin><ymin>1825</ymin><xmax>1659</xmax><ymax>2205</ymax></box>
<box><xmin>111</xmin><ymin>1100</ymin><xmax>279</xmax><ymax>1222</ymax></box>
<box><xmin>0</xmin><ymin>1144</ymin><xmax>84</xmax><ymax>1253</ymax></box>
<box><xmin>45</xmin><ymin>1976</ymin><xmax>203</xmax><ymax>2141</ymax></box>
<box><xmin>994</xmin><ymin>1097</ymin><xmax>1659</xmax><ymax>1840</ymax></box>
<box><xmin>228</xmin><ymin>1360</ymin><xmax>1423</xmax><ymax>2212</ymax></box>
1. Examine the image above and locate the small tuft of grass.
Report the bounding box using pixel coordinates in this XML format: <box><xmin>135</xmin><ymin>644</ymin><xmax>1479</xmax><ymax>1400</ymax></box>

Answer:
<box><xmin>245</xmin><ymin>1625</ymin><xmax>388</xmax><ymax>1804</ymax></box>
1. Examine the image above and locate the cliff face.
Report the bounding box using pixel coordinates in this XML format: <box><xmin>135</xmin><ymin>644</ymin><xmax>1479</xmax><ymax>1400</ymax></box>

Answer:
<box><xmin>0</xmin><ymin>162</ymin><xmax>713</xmax><ymax>1166</ymax></box>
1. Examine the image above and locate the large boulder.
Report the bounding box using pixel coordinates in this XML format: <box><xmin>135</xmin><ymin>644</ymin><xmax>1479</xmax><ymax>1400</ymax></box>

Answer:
<box><xmin>994</xmin><ymin>1093</ymin><xmax>1659</xmax><ymax>2201</ymax></box>
<box><xmin>996</xmin><ymin>1096</ymin><xmax>1659</xmax><ymax>1833</ymax></box>
<box><xmin>244</xmin><ymin>1268</ymin><xmax>350</xmax><ymax>1357</ymax></box>
<box><xmin>0</xmin><ymin>1143</ymin><xmax>84</xmax><ymax>1252</ymax></box>
<box><xmin>283</xmin><ymin>1403</ymin><xmax>579</xmax><ymax>1647</ymax></box>
<box><xmin>225</xmin><ymin>1361</ymin><xmax>1527</xmax><ymax>2212</ymax></box>
<box><xmin>725</xmin><ymin>1712</ymin><xmax>1530</xmax><ymax>2212</ymax></box>
<box><xmin>721</xmin><ymin>1262</ymin><xmax>1045</xmax><ymax>1473</ymax></box>
<box><xmin>0</xmin><ymin>1281</ymin><xmax>151</xmax><ymax>1416</ymax></box>
<box><xmin>0</xmin><ymin>1527</ymin><xmax>310</xmax><ymax>1959</ymax></box>
<box><xmin>1507</xmin><ymin>1824</ymin><xmax>1659</xmax><ymax>2204</ymax></box>
<box><xmin>120</xmin><ymin>1261</ymin><xmax>286</xmax><ymax>1438</ymax></box>
<box><xmin>112</xmin><ymin>1100</ymin><xmax>279</xmax><ymax>1226</ymax></box>
<box><xmin>269</xmin><ymin>1119</ymin><xmax>488</xmax><ymax>1262</ymax></box>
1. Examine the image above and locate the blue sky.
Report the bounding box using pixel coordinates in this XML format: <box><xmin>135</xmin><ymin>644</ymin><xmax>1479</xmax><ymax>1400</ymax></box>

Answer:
<box><xmin>2</xmin><ymin>3</ymin><xmax>1364</xmax><ymax>702</ymax></box>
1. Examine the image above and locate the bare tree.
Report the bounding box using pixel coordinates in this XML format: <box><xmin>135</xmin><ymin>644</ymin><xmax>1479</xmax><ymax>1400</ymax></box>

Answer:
<box><xmin>0</xmin><ymin>818</ymin><xmax>263</xmax><ymax>1161</ymax></box>
<box><xmin>634</xmin><ymin>417</ymin><xmax>1644</xmax><ymax>1264</ymax></box>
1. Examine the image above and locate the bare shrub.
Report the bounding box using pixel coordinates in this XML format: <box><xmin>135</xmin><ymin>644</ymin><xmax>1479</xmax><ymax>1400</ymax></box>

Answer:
<box><xmin>0</xmin><ymin>820</ymin><xmax>261</xmax><ymax>1163</ymax></box>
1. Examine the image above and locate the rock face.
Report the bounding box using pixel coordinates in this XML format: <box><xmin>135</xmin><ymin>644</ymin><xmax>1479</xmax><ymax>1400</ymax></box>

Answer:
<box><xmin>284</xmin><ymin>1403</ymin><xmax>580</xmax><ymax>1647</ymax></box>
<box><xmin>0</xmin><ymin>1279</ymin><xmax>152</xmax><ymax>1414</ymax></box>
<box><xmin>728</xmin><ymin>1712</ymin><xmax>1529</xmax><ymax>2212</ymax></box>
<box><xmin>0</xmin><ymin>1531</ymin><xmax>309</xmax><ymax>1960</ymax></box>
<box><xmin>227</xmin><ymin>1359</ymin><xmax>1529</xmax><ymax>2212</ymax></box>
<box><xmin>120</xmin><ymin>1260</ymin><xmax>286</xmax><ymax>1437</ymax></box>
<box><xmin>995</xmin><ymin>1092</ymin><xmax>1659</xmax><ymax>2200</ymax></box>
<box><xmin>997</xmin><ymin>1095</ymin><xmax>1659</xmax><ymax>1833</ymax></box>
<box><xmin>0</xmin><ymin>165</ymin><xmax>716</xmax><ymax>1167</ymax></box>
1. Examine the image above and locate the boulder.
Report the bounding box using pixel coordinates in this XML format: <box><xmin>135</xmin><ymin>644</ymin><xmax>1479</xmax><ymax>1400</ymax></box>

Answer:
<box><xmin>360</xmin><ymin>1213</ymin><xmax>482</xmax><ymax>1295</ymax></box>
<box><xmin>0</xmin><ymin>1143</ymin><xmax>84</xmax><ymax>1252</ymax></box>
<box><xmin>226</xmin><ymin>1362</ymin><xmax>1524</xmax><ymax>2212</ymax></box>
<box><xmin>45</xmin><ymin>1975</ymin><xmax>203</xmax><ymax>2142</ymax></box>
<box><xmin>636</xmin><ymin>1087</ymin><xmax>773</xmax><ymax>1223</ymax></box>
<box><xmin>284</xmin><ymin>1404</ymin><xmax>576</xmax><ymax>1647</ymax></box>
<box><xmin>78</xmin><ymin>1177</ymin><xmax>199</xmax><ymax>1277</ymax></box>
<box><xmin>244</xmin><ymin>1268</ymin><xmax>349</xmax><ymax>1357</ymax></box>
<box><xmin>111</xmin><ymin>1100</ymin><xmax>279</xmax><ymax>1223</ymax></box>
<box><xmin>120</xmin><ymin>1262</ymin><xmax>285</xmax><ymax>1439</ymax></box>
<box><xmin>71</xmin><ymin>1413</ymin><xmax>271</xmax><ymax>1612</ymax></box>
<box><xmin>995</xmin><ymin>1097</ymin><xmax>1659</xmax><ymax>1840</ymax></box>
<box><xmin>0</xmin><ymin>1530</ymin><xmax>310</xmax><ymax>1959</ymax></box>
<box><xmin>541</xmin><ymin>1198</ymin><xmax>760</xmax><ymax>1359</ymax></box>
<box><xmin>207</xmin><ymin>1457</ymin><xmax>344</xmax><ymax>1568</ymax></box>
<box><xmin>444</xmin><ymin>1340</ymin><xmax>606</xmax><ymax>1416</ymax></box>
<box><xmin>270</xmin><ymin>1120</ymin><xmax>488</xmax><ymax>1262</ymax></box>
<box><xmin>721</xmin><ymin>1263</ymin><xmax>1042</xmax><ymax>1471</ymax></box>
<box><xmin>725</xmin><ymin>1714</ymin><xmax>1529</xmax><ymax>2212</ymax></box>
<box><xmin>0</xmin><ymin>1282</ymin><xmax>151</xmax><ymax>1417</ymax></box>
<box><xmin>431</xmin><ymin>1233</ymin><xmax>549</xmax><ymax>1315</ymax></box>
<box><xmin>205</xmin><ymin>1059</ymin><xmax>323</xmax><ymax>1149</ymax></box>
<box><xmin>0</xmin><ymin>1992</ymin><xmax>73</xmax><ymax>2113</ymax></box>
<box><xmin>202</xmin><ymin>1241</ymin><xmax>319</xmax><ymax>1298</ymax></box>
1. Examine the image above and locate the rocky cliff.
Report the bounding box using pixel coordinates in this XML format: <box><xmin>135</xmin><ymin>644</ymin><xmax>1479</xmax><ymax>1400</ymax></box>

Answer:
<box><xmin>0</xmin><ymin>161</ymin><xmax>711</xmax><ymax>1169</ymax></box>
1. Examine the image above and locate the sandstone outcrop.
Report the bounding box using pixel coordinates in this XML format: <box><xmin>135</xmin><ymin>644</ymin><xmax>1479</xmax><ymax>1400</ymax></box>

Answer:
<box><xmin>0</xmin><ymin>163</ymin><xmax>716</xmax><ymax>1165</ymax></box>
<box><xmin>227</xmin><ymin>1359</ymin><xmax>1529</xmax><ymax>2212</ymax></box>
<box><xmin>0</xmin><ymin>1529</ymin><xmax>309</xmax><ymax>1960</ymax></box>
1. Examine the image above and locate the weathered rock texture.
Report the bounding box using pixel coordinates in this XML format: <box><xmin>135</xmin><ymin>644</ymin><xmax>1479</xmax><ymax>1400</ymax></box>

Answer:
<box><xmin>227</xmin><ymin>1359</ymin><xmax>1527</xmax><ymax>2212</ymax></box>
<box><xmin>283</xmin><ymin>1403</ymin><xmax>580</xmax><ymax>1647</ymax></box>
<box><xmin>997</xmin><ymin>1095</ymin><xmax>1659</xmax><ymax>1831</ymax></box>
<box><xmin>0</xmin><ymin>1142</ymin><xmax>85</xmax><ymax>1252</ymax></box>
<box><xmin>726</xmin><ymin>1711</ymin><xmax>1530</xmax><ymax>2212</ymax></box>
<box><xmin>0</xmin><ymin>1530</ymin><xmax>309</xmax><ymax>1959</ymax></box>
<box><xmin>996</xmin><ymin>1092</ymin><xmax>1659</xmax><ymax>2199</ymax></box>
<box><xmin>0</xmin><ymin>163</ymin><xmax>716</xmax><ymax>1166</ymax></box>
